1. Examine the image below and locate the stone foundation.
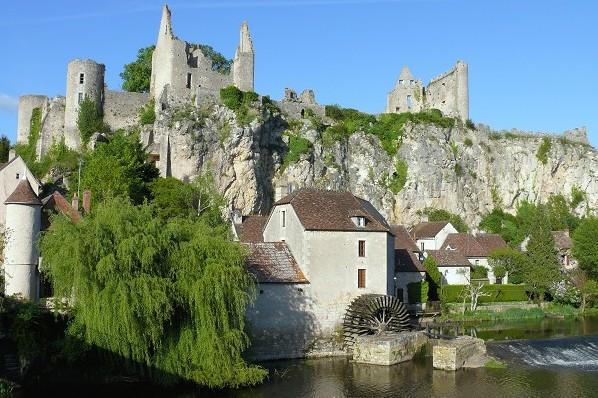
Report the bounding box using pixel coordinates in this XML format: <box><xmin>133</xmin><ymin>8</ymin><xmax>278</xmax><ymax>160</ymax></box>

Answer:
<box><xmin>352</xmin><ymin>332</ymin><xmax>428</xmax><ymax>366</ymax></box>
<box><xmin>432</xmin><ymin>336</ymin><xmax>486</xmax><ymax>370</ymax></box>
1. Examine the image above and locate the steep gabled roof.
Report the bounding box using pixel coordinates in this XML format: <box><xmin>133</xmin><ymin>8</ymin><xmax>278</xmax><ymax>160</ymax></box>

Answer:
<box><xmin>235</xmin><ymin>215</ymin><xmax>267</xmax><ymax>243</ymax></box>
<box><xmin>552</xmin><ymin>231</ymin><xmax>573</xmax><ymax>250</ymax></box>
<box><xmin>4</xmin><ymin>179</ymin><xmax>42</xmax><ymax>206</ymax></box>
<box><xmin>41</xmin><ymin>191</ymin><xmax>81</xmax><ymax>227</ymax></box>
<box><xmin>273</xmin><ymin>189</ymin><xmax>390</xmax><ymax>232</ymax></box>
<box><xmin>391</xmin><ymin>224</ymin><xmax>419</xmax><ymax>251</ymax></box>
<box><xmin>475</xmin><ymin>233</ymin><xmax>508</xmax><ymax>255</ymax></box>
<box><xmin>395</xmin><ymin>249</ymin><xmax>425</xmax><ymax>273</ymax></box>
<box><xmin>441</xmin><ymin>233</ymin><xmax>486</xmax><ymax>257</ymax></box>
<box><xmin>399</xmin><ymin>66</ymin><xmax>414</xmax><ymax>81</ymax></box>
<box><xmin>427</xmin><ymin>250</ymin><xmax>471</xmax><ymax>267</ymax></box>
<box><xmin>410</xmin><ymin>221</ymin><xmax>450</xmax><ymax>239</ymax></box>
<box><xmin>244</xmin><ymin>242</ymin><xmax>308</xmax><ymax>284</ymax></box>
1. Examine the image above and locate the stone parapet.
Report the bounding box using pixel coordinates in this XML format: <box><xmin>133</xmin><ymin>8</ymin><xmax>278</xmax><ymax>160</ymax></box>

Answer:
<box><xmin>432</xmin><ymin>336</ymin><xmax>486</xmax><ymax>370</ymax></box>
<box><xmin>353</xmin><ymin>332</ymin><xmax>428</xmax><ymax>365</ymax></box>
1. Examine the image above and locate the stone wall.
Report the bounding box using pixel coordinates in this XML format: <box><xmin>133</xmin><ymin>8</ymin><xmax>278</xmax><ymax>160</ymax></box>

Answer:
<box><xmin>103</xmin><ymin>90</ymin><xmax>149</xmax><ymax>131</ymax></box>
<box><xmin>17</xmin><ymin>95</ymin><xmax>48</xmax><ymax>144</ymax></box>
<box><xmin>426</xmin><ymin>61</ymin><xmax>468</xmax><ymax>120</ymax></box>
<box><xmin>37</xmin><ymin>97</ymin><xmax>66</xmax><ymax>157</ymax></box>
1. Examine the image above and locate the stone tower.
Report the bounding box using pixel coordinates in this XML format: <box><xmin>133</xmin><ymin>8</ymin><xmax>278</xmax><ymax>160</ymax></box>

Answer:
<box><xmin>233</xmin><ymin>22</ymin><xmax>255</xmax><ymax>92</ymax></box>
<box><xmin>64</xmin><ymin>59</ymin><xmax>105</xmax><ymax>150</ymax></box>
<box><xmin>386</xmin><ymin>66</ymin><xmax>424</xmax><ymax>114</ymax></box>
<box><xmin>150</xmin><ymin>5</ymin><xmax>176</xmax><ymax>104</ymax></box>
<box><xmin>454</xmin><ymin>61</ymin><xmax>469</xmax><ymax>121</ymax></box>
<box><xmin>3</xmin><ymin>178</ymin><xmax>42</xmax><ymax>301</ymax></box>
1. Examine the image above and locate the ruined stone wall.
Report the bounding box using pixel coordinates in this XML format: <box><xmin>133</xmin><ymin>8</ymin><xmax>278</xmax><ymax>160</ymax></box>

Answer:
<box><xmin>17</xmin><ymin>95</ymin><xmax>48</xmax><ymax>144</ymax></box>
<box><xmin>37</xmin><ymin>97</ymin><xmax>66</xmax><ymax>157</ymax></box>
<box><xmin>386</xmin><ymin>81</ymin><xmax>424</xmax><ymax>114</ymax></box>
<box><xmin>426</xmin><ymin>61</ymin><xmax>468</xmax><ymax>120</ymax></box>
<box><xmin>103</xmin><ymin>90</ymin><xmax>149</xmax><ymax>131</ymax></box>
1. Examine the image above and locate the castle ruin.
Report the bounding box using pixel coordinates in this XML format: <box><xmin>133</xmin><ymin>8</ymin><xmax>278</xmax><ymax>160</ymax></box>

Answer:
<box><xmin>386</xmin><ymin>61</ymin><xmax>469</xmax><ymax>121</ymax></box>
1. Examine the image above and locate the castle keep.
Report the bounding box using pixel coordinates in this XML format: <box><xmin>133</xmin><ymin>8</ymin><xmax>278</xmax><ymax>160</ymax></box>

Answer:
<box><xmin>386</xmin><ymin>61</ymin><xmax>469</xmax><ymax>121</ymax></box>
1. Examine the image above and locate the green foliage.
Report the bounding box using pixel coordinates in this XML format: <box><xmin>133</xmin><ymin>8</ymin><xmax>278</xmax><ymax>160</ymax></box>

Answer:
<box><xmin>463</xmin><ymin>138</ymin><xmax>473</xmax><ymax>147</ymax></box>
<box><xmin>14</xmin><ymin>108</ymin><xmax>43</xmax><ymax>166</ymax></box>
<box><xmin>81</xmin><ymin>130</ymin><xmax>159</xmax><ymax>204</ymax></box>
<box><xmin>193</xmin><ymin>44</ymin><xmax>233</xmax><ymax>74</ymax></box>
<box><xmin>40</xmin><ymin>198</ymin><xmax>266</xmax><ymax>387</ymax></box>
<box><xmin>388</xmin><ymin>160</ymin><xmax>408</xmax><ymax>194</ymax></box>
<box><xmin>261</xmin><ymin>96</ymin><xmax>280</xmax><ymax>114</ymax></box>
<box><xmin>471</xmin><ymin>266</ymin><xmax>488</xmax><ymax>279</ymax></box>
<box><xmin>121</xmin><ymin>46</ymin><xmax>155</xmax><ymax>92</ymax></box>
<box><xmin>15</xmin><ymin>137</ymin><xmax>80</xmax><ymax>179</ymax></box>
<box><xmin>465</xmin><ymin>119</ymin><xmax>476</xmax><ymax>130</ymax></box>
<box><xmin>423</xmin><ymin>256</ymin><xmax>442</xmax><ymax>286</ymax></box>
<box><xmin>572</xmin><ymin>217</ymin><xmax>598</xmax><ymax>279</ymax></box>
<box><xmin>493</xmin><ymin>264</ymin><xmax>507</xmax><ymax>279</ymax></box>
<box><xmin>441</xmin><ymin>284</ymin><xmax>529</xmax><ymax>303</ymax></box>
<box><xmin>219</xmin><ymin>86</ymin><xmax>259</xmax><ymax>125</ymax></box>
<box><xmin>419</xmin><ymin>208</ymin><xmax>469</xmax><ymax>233</ymax></box>
<box><xmin>77</xmin><ymin>96</ymin><xmax>109</xmax><ymax>144</ymax></box>
<box><xmin>571</xmin><ymin>185</ymin><xmax>586</xmax><ymax>209</ymax></box>
<box><xmin>454</xmin><ymin>163</ymin><xmax>464</xmax><ymax>177</ymax></box>
<box><xmin>484</xmin><ymin>359</ymin><xmax>507</xmax><ymax>369</ymax></box>
<box><xmin>139</xmin><ymin>99</ymin><xmax>156</xmax><ymax>125</ymax></box>
<box><xmin>449</xmin><ymin>141</ymin><xmax>458</xmax><ymax>159</ymax></box>
<box><xmin>489</xmin><ymin>247</ymin><xmax>524</xmax><ymax>281</ymax></box>
<box><xmin>282</xmin><ymin>131</ymin><xmax>312</xmax><ymax>171</ymax></box>
<box><xmin>0</xmin><ymin>135</ymin><xmax>10</xmax><ymax>163</ymax></box>
<box><xmin>536</xmin><ymin>137</ymin><xmax>552</xmax><ymax>165</ymax></box>
<box><xmin>407</xmin><ymin>281</ymin><xmax>429</xmax><ymax>304</ymax></box>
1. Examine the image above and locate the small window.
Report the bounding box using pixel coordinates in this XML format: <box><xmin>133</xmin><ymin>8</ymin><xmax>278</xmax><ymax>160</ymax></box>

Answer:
<box><xmin>407</xmin><ymin>95</ymin><xmax>413</xmax><ymax>110</ymax></box>
<box><xmin>358</xmin><ymin>269</ymin><xmax>366</xmax><ymax>288</ymax></box>
<box><xmin>398</xmin><ymin>79</ymin><xmax>403</xmax><ymax>85</ymax></box>
<box><xmin>358</xmin><ymin>240</ymin><xmax>366</xmax><ymax>257</ymax></box>
<box><xmin>15</xmin><ymin>173</ymin><xmax>20</xmax><ymax>180</ymax></box>
<box><xmin>79</xmin><ymin>73</ymin><xmax>85</xmax><ymax>84</ymax></box>
<box><xmin>420</xmin><ymin>242</ymin><xmax>425</xmax><ymax>251</ymax></box>
<box><xmin>281</xmin><ymin>210</ymin><xmax>286</xmax><ymax>227</ymax></box>
<box><xmin>475</xmin><ymin>259</ymin><xmax>479</xmax><ymax>266</ymax></box>
<box><xmin>78</xmin><ymin>92</ymin><xmax>83</xmax><ymax>104</ymax></box>
<box><xmin>357</xmin><ymin>217</ymin><xmax>365</xmax><ymax>228</ymax></box>
<box><xmin>186</xmin><ymin>73</ymin><xmax>192</xmax><ymax>89</ymax></box>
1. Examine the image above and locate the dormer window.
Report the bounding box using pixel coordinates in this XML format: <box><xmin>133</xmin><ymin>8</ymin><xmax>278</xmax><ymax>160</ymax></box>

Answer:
<box><xmin>351</xmin><ymin>216</ymin><xmax>366</xmax><ymax>228</ymax></box>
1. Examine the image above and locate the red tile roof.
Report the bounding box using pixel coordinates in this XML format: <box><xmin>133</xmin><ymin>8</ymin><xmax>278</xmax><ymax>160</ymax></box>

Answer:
<box><xmin>427</xmin><ymin>250</ymin><xmax>471</xmax><ymax>267</ymax></box>
<box><xmin>245</xmin><ymin>242</ymin><xmax>308</xmax><ymax>283</ymax></box>
<box><xmin>475</xmin><ymin>233</ymin><xmax>508</xmax><ymax>254</ymax></box>
<box><xmin>552</xmin><ymin>231</ymin><xmax>572</xmax><ymax>250</ymax></box>
<box><xmin>441</xmin><ymin>233</ymin><xmax>486</xmax><ymax>257</ymax></box>
<box><xmin>273</xmin><ymin>189</ymin><xmax>390</xmax><ymax>232</ymax></box>
<box><xmin>42</xmin><ymin>191</ymin><xmax>81</xmax><ymax>224</ymax></box>
<box><xmin>235</xmin><ymin>215</ymin><xmax>267</xmax><ymax>243</ymax></box>
<box><xmin>4</xmin><ymin>180</ymin><xmax>42</xmax><ymax>206</ymax></box>
<box><xmin>390</xmin><ymin>224</ymin><xmax>419</xmax><ymax>251</ymax></box>
<box><xmin>410</xmin><ymin>221</ymin><xmax>450</xmax><ymax>239</ymax></box>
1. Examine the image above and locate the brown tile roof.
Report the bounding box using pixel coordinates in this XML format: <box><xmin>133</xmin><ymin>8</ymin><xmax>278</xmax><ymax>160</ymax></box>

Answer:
<box><xmin>390</xmin><ymin>224</ymin><xmax>419</xmax><ymax>251</ymax></box>
<box><xmin>427</xmin><ymin>250</ymin><xmax>471</xmax><ymax>267</ymax></box>
<box><xmin>235</xmin><ymin>215</ymin><xmax>267</xmax><ymax>243</ymax></box>
<box><xmin>441</xmin><ymin>233</ymin><xmax>486</xmax><ymax>257</ymax></box>
<box><xmin>41</xmin><ymin>191</ymin><xmax>81</xmax><ymax>229</ymax></box>
<box><xmin>552</xmin><ymin>231</ymin><xmax>572</xmax><ymax>250</ymax></box>
<box><xmin>475</xmin><ymin>233</ymin><xmax>508</xmax><ymax>255</ymax></box>
<box><xmin>4</xmin><ymin>180</ymin><xmax>42</xmax><ymax>206</ymax></box>
<box><xmin>244</xmin><ymin>242</ymin><xmax>308</xmax><ymax>283</ymax></box>
<box><xmin>273</xmin><ymin>189</ymin><xmax>390</xmax><ymax>232</ymax></box>
<box><xmin>395</xmin><ymin>249</ymin><xmax>425</xmax><ymax>273</ymax></box>
<box><xmin>410</xmin><ymin>221</ymin><xmax>450</xmax><ymax>239</ymax></box>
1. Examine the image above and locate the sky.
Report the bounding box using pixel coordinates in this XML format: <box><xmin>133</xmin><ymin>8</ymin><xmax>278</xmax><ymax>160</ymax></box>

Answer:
<box><xmin>1</xmin><ymin>0</ymin><xmax>597</xmax><ymax>145</ymax></box>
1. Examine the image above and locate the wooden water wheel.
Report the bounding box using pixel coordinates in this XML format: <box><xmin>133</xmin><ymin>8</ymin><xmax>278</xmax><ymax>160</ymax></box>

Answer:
<box><xmin>343</xmin><ymin>294</ymin><xmax>411</xmax><ymax>350</ymax></box>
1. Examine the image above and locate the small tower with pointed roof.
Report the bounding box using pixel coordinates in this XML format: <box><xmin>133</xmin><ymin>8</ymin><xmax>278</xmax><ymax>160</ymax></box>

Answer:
<box><xmin>3</xmin><ymin>178</ymin><xmax>42</xmax><ymax>300</ymax></box>
<box><xmin>386</xmin><ymin>66</ymin><xmax>424</xmax><ymax>113</ymax></box>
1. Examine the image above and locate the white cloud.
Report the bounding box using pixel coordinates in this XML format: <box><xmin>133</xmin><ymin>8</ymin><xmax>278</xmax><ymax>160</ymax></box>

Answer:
<box><xmin>0</xmin><ymin>94</ymin><xmax>18</xmax><ymax>113</ymax></box>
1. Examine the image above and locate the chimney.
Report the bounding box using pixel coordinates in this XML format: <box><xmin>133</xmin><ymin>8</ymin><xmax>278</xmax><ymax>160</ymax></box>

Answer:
<box><xmin>232</xmin><ymin>209</ymin><xmax>243</xmax><ymax>225</ymax></box>
<box><xmin>82</xmin><ymin>190</ymin><xmax>91</xmax><ymax>214</ymax></box>
<box><xmin>8</xmin><ymin>149</ymin><xmax>15</xmax><ymax>161</ymax></box>
<box><xmin>71</xmin><ymin>192</ymin><xmax>79</xmax><ymax>211</ymax></box>
<box><xmin>274</xmin><ymin>184</ymin><xmax>289</xmax><ymax>202</ymax></box>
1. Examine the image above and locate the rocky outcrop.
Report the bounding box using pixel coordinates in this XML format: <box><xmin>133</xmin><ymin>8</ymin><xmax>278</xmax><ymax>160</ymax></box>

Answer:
<box><xmin>151</xmin><ymin>104</ymin><xmax>597</xmax><ymax>228</ymax></box>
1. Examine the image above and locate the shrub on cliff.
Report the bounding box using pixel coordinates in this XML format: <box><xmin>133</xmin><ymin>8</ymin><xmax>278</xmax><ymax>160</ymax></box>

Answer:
<box><xmin>139</xmin><ymin>99</ymin><xmax>156</xmax><ymax>125</ymax></box>
<box><xmin>536</xmin><ymin>137</ymin><xmax>551</xmax><ymax>164</ymax></box>
<box><xmin>418</xmin><ymin>207</ymin><xmax>468</xmax><ymax>233</ymax></box>
<box><xmin>77</xmin><ymin>96</ymin><xmax>109</xmax><ymax>144</ymax></box>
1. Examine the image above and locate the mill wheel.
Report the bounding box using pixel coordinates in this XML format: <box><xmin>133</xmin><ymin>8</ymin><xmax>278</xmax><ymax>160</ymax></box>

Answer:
<box><xmin>342</xmin><ymin>294</ymin><xmax>411</xmax><ymax>350</ymax></box>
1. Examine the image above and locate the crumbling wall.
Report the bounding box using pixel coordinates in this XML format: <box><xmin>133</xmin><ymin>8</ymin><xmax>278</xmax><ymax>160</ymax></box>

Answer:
<box><xmin>37</xmin><ymin>97</ymin><xmax>66</xmax><ymax>157</ymax></box>
<box><xmin>17</xmin><ymin>95</ymin><xmax>48</xmax><ymax>144</ymax></box>
<box><xmin>103</xmin><ymin>90</ymin><xmax>149</xmax><ymax>131</ymax></box>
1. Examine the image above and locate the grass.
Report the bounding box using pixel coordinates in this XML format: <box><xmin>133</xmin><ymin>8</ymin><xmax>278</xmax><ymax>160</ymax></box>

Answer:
<box><xmin>438</xmin><ymin>303</ymin><xmax>582</xmax><ymax>322</ymax></box>
<box><xmin>484</xmin><ymin>358</ymin><xmax>507</xmax><ymax>369</ymax></box>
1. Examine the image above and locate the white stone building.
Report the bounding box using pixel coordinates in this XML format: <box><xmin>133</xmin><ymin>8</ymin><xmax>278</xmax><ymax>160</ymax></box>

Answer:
<box><xmin>0</xmin><ymin>155</ymin><xmax>41</xmax><ymax>226</ymax></box>
<box><xmin>391</xmin><ymin>225</ymin><xmax>426</xmax><ymax>305</ymax></box>
<box><xmin>410</xmin><ymin>221</ymin><xmax>458</xmax><ymax>251</ymax></box>
<box><xmin>235</xmin><ymin>189</ymin><xmax>395</xmax><ymax>360</ymax></box>
<box><xmin>425</xmin><ymin>250</ymin><xmax>471</xmax><ymax>285</ymax></box>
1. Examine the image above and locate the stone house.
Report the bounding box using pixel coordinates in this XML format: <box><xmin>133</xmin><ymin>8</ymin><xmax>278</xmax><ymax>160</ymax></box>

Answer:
<box><xmin>410</xmin><ymin>221</ymin><xmax>458</xmax><ymax>251</ymax></box>
<box><xmin>234</xmin><ymin>189</ymin><xmax>395</xmax><ymax>360</ymax></box>
<box><xmin>0</xmin><ymin>154</ymin><xmax>41</xmax><ymax>227</ymax></box>
<box><xmin>552</xmin><ymin>230</ymin><xmax>577</xmax><ymax>271</ymax></box>
<box><xmin>425</xmin><ymin>250</ymin><xmax>471</xmax><ymax>285</ymax></box>
<box><xmin>441</xmin><ymin>233</ymin><xmax>508</xmax><ymax>284</ymax></box>
<box><xmin>391</xmin><ymin>225</ymin><xmax>426</xmax><ymax>305</ymax></box>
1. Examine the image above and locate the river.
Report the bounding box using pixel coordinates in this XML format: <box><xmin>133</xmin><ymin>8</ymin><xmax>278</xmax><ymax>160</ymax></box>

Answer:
<box><xmin>24</xmin><ymin>316</ymin><xmax>598</xmax><ymax>398</ymax></box>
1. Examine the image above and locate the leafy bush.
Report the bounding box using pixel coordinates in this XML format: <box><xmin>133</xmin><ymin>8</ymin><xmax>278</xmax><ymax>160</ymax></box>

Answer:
<box><xmin>407</xmin><ymin>281</ymin><xmax>429</xmax><ymax>304</ymax></box>
<box><xmin>121</xmin><ymin>45</ymin><xmax>155</xmax><ymax>92</ymax></box>
<box><xmin>536</xmin><ymin>137</ymin><xmax>551</xmax><ymax>164</ymax></box>
<box><xmin>466</xmin><ymin>119</ymin><xmax>475</xmax><ymax>130</ymax></box>
<box><xmin>442</xmin><ymin>284</ymin><xmax>529</xmax><ymax>303</ymax></box>
<box><xmin>389</xmin><ymin>160</ymin><xmax>408</xmax><ymax>194</ymax></box>
<box><xmin>219</xmin><ymin>86</ymin><xmax>259</xmax><ymax>125</ymax></box>
<box><xmin>423</xmin><ymin>256</ymin><xmax>442</xmax><ymax>286</ymax></box>
<box><xmin>77</xmin><ymin>96</ymin><xmax>109</xmax><ymax>144</ymax></box>
<box><xmin>139</xmin><ymin>99</ymin><xmax>156</xmax><ymax>125</ymax></box>
<box><xmin>454</xmin><ymin>163</ymin><xmax>464</xmax><ymax>177</ymax></box>
<box><xmin>571</xmin><ymin>185</ymin><xmax>586</xmax><ymax>209</ymax></box>
<box><xmin>282</xmin><ymin>132</ymin><xmax>312</xmax><ymax>170</ymax></box>
<box><xmin>471</xmin><ymin>266</ymin><xmax>488</xmax><ymax>279</ymax></box>
<box><xmin>464</xmin><ymin>138</ymin><xmax>473</xmax><ymax>147</ymax></box>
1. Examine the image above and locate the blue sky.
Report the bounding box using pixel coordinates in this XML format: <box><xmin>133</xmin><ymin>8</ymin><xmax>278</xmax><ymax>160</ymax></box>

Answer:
<box><xmin>1</xmin><ymin>0</ymin><xmax>596</xmax><ymax>145</ymax></box>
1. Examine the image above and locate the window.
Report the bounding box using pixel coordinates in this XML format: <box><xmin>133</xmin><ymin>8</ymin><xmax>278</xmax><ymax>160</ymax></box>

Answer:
<box><xmin>357</xmin><ymin>217</ymin><xmax>365</xmax><ymax>228</ymax></box>
<box><xmin>475</xmin><ymin>259</ymin><xmax>479</xmax><ymax>266</ymax></box>
<box><xmin>77</xmin><ymin>92</ymin><xmax>83</xmax><ymax>104</ymax></box>
<box><xmin>79</xmin><ymin>73</ymin><xmax>85</xmax><ymax>84</ymax></box>
<box><xmin>358</xmin><ymin>240</ymin><xmax>366</xmax><ymax>257</ymax></box>
<box><xmin>358</xmin><ymin>269</ymin><xmax>366</xmax><ymax>288</ymax></box>
<box><xmin>15</xmin><ymin>173</ymin><xmax>20</xmax><ymax>180</ymax></box>
<box><xmin>407</xmin><ymin>95</ymin><xmax>413</xmax><ymax>110</ymax></box>
<box><xmin>186</xmin><ymin>73</ymin><xmax>192</xmax><ymax>89</ymax></box>
<box><xmin>420</xmin><ymin>242</ymin><xmax>425</xmax><ymax>251</ymax></box>
<box><xmin>281</xmin><ymin>210</ymin><xmax>286</xmax><ymax>227</ymax></box>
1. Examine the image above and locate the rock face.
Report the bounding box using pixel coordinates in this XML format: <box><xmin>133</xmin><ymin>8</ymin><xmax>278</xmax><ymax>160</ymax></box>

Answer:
<box><xmin>433</xmin><ymin>336</ymin><xmax>487</xmax><ymax>370</ymax></box>
<box><xmin>353</xmin><ymin>332</ymin><xmax>429</xmax><ymax>365</ymax></box>
<box><xmin>153</xmin><ymin>104</ymin><xmax>598</xmax><ymax>227</ymax></box>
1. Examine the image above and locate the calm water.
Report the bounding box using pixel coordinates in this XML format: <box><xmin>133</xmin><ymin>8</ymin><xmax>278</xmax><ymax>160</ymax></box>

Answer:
<box><xmin>24</xmin><ymin>317</ymin><xmax>598</xmax><ymax>398</ymax></box>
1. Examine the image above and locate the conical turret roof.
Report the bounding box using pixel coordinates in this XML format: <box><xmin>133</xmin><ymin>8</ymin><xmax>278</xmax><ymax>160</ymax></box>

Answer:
<box><xmin>399</xmin><ymin>66</ymin><xmax>414</xmax><ymax>81</ymax></box>
<box><xmin>5</xmin><ymin>179</ymin><xmax>42</xmax><ymax>206</ymax></box>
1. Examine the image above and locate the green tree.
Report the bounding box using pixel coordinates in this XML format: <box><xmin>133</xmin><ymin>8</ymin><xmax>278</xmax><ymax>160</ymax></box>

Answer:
<box><xmin>489</xmin><ymin>247</ymin><xmax>526</xmax><ymax>284</ymax></box>
<box><xmin>522</xmin><ymin>209</ymin><xmax>561</xmax><ymax>302</ymax></box>
<box><xmin>121</xmin><ymin>46</ymin><xmax>155</xmax><ymax>93</ymax></box>
<box><xmin>77</xmin><ymin>96</ymin><xmax>108</xmax><ymax>144</ymax></box>
<box><xmin>40</xmin><ymin>198</ymin><xmax>266</xmax><ymax>387</ymax></box>
<box><xmin>420</xmin><ymin>208</ymin><xmax>468</xmax><ymax>233</ymax></box>
<box><xmin>423</xmin><ymin>256</ymin><xmax>442</xmax><ymax>289</ymax></box>
<box><xmin>81</xmin><ymin>130</ymin><xmax>159</xmax><ymax>204</ymax></box>
<box><xmin>572</xmin><ymin>217</ymin><xmax>598</xmax><ymax>278</ymax></box>
<box><xmin>0</xmin><ymin>135</ymin><xmax>10</xmax><ymax>162</ymax></box>
<box><xmin>479</xmin><ymin>208</ymin><xmax>520</xmax><ymax>245</ymax></box>
<box><xmin>545</xmin><ymin>194</ymin><xmax>579</xmax><ymax>232</ymax></box>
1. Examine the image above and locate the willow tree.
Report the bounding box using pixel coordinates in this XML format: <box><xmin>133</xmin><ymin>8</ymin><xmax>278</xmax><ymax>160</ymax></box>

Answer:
<box><xmin>40</xmin><ymin>198</ymin><xmax>266</xmax><ymax>387</ymax></box>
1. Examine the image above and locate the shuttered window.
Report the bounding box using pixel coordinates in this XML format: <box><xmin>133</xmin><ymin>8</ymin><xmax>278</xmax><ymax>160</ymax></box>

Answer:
<box><xmin>358</xmin><ymin>269</ymin><xmax>366</xmax><ymax>288</ymax></box>
<box><xmin>358</xmin><ymin>240</ymin><xmax>365</xmax><ymax>257</ymax></box>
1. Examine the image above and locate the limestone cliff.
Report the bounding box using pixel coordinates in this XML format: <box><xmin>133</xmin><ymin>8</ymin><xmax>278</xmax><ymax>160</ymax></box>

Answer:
<box><xmin>151</xmin><ymin>104</ymin><xmax>597</xmax><ymax>228</ymax></box>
